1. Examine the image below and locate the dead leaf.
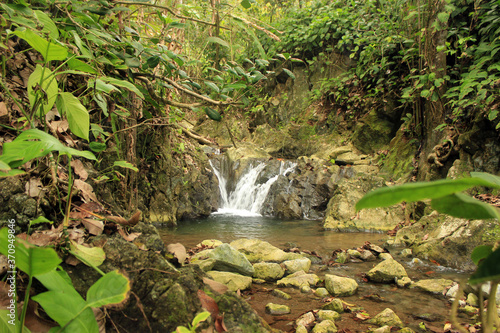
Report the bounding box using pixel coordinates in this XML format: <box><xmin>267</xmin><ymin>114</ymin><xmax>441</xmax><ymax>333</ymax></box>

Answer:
<box><xmin>107</xmin><ymin>215</ymin><xmax>129</xmax><ymax>225</ymax></box>
<box><xmin>25</xmin><ymin>177</ymin><xmax>44</xmax><ymax>197</ymax></box>
<box><xmin>67</xmin><ymin>228</ymin><xmax>86</xmax><ymax>244</ymax></box>
<box><xmin>423</xmin><ymin>234</ymin><xmax>429</xmax><ymax>241</ymax></box>
<box><xmin>127</xmin><ymin>210</ymin><xmax>141</xmax><ymax>226</ymax></box>
<box><xmin>74</xmin><ymin>180</ymin><xmax>99</xmax><ymax>203</ymax></box>
<box><xmin>65</xmin><ymin>254</ymin><xmax>81</xmax><ymax>266</ymax></box>
<box><xmin>17</xmin><ymin>230</ymin><xmax>59</xmax><ymax>247</ymax></box>
<box><xmin>203</xmin><ymin>277</ymin><xmax>228</xmax><ymax>295</ymax></box>
<box><xmin>82</xmin><ymin>219</ymin><xmax>104</xmax><ymax>236</ymax></box>
<box><xmin>117</xmin><ymin>227</ymin><xmax>141</xmax><ymax>242</ymax></box>
<box><xmin>198</xmin><ymin>290</ymin><xmax>219</xmax><ymax>320</ymax></box>
<box><xmin>71</xmin><ymin>159</ymin><xmax>88</xmax><ymax>181</ymax></box>
<box><xmin>167</xmin><ymin>243</ymin><xmax>187</xmax><ymax>265</ymax></box>
<box><xmin>24</xmin><ymin>300</ymin><xmax>57</xmax><ymax>333</ymax></box>
<box><xmin>49</xmin><ymin>119</ymin><xmax>69</xmax><ymax>133</ymax></box>
<box><xmin>214</xmin><ymin>313</ymin><xmax>227</xmax><ymax>333</ymax></box>
<box><xmin>354</xmin><ymin>311</ymin><xmax>370</xmax><ymax>321</ymax></box>
<box><xmin>0</xmin><ymin>102</ymin><xmax>7</xmax><ymax>117</ymax></box>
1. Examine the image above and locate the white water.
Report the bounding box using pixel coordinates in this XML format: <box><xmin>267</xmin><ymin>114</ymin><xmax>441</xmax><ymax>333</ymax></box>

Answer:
<box><xmin>210</xmin><ymin>160</ymin><xmax>296</xmax><ymax>216</ymax></box>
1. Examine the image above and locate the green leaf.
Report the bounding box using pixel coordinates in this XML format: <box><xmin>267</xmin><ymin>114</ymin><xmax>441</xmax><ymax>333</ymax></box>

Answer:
<box><xmin>34</xmin><ymin>10</ymin><xmax>59</xmax><ymax>39</ymax></box>
<box><xmin>56</xmin><ymin>92</ymin><xmax>90</xmax><ymax>141</ymax></box>
<box><xmin>113</xmin><ymin>160</ymin><xmax>138</xmax><ymax>172</ymax></box>
<box><xmin>30</xmin><ymin>216</ymin><xmax>54</xmax><ymax>226</ymax></box>
<box><xmin>67</xmin><ymin>58</ymin><xmax>97</xmax><ymax>74</ymax></box>
<box><xmin>0</xmin><ymin>160</ymin><xmax>10</xmax><ymax>171</ymax></box>
<box><xmin>100</xmin><ymin>77</ymin><xmax>144</xmax><ymax>99</ymax></box>
<box><xmin>282</xmin><ymin>68</ymin><xmax>295</xmax><ymax>79</ymax></box>
<box><xmin>69</xmin><ymin>241</ymin><xmax>105</xmax><ymax>267</ymax></box>
<box><xmin>86</xmin><ymin>270</ymin><xmax>130</xmax><ymax>308</ymax></box>
<box><xmin>431</xmin><ymin>193</ymin><xmax>500</xmax><ymax>220</ymax></box>
<box><xmin>470</xmin><ymin>172</ymin><xmax>500</xmax><ymax>188</ymax></box>
<box><xmin>0</xmin><ymin>309</ymin><xmax>19</xmax><ymax>333</ymax></box>
<box><xmin>192</xmin><ymin>311</ymin><xmax>211</xmax><ymax>328</ymax></box>
<box><xmin>89</xmin><ymin>79</ymin><xmax>117</xmax><ymax>95</ymax></box>
<box><xmin>0</xmin><ymin>169</ymin><xmax>26</xmax><ymax>177</ymax></box>
<box><xmin>241</xmin><ymin>0</ymin><xmax>251</xmax><ymax>9</ymax></box>
<box><xmin>207</xmin><ymin>36</ymin><xmax>229</xmax><ymax>48</ymax></box>
<box><xmin>470</xmin><ymin>245</ymin><xmax>493</xmax><ymax>266</ymax></box>
<box><xmin>89</xmin><ymin>142</ymin><xmax>107</xmax><ymax>153</ymax></box>
<box><xmin>35</xmin><ymin>269</ymin><xmax>79</xmax><ymax>296</ymax></box>
<box><xmin>437</xmin><ymin>12</ymin><xmax>449</xmax><ymax>23</ymax></box>
<box><xmin>204</xmin><ymin>107</ymin><xmax>222</xmax><ymax>121</ymax></box>
<box><xmin>469</xmin><ymin>247</ymin><xmax>500</xmax><ymax>284</ymax></box>
<box><xmin>0</xmin><ymin>228</ymin><xmax>61</xmax><ymax>276</ymax></box>
<box><xmin>125</xmin><ymin>57</ymin><xmax>141</xmax><ymax>68</ymax></box>
<box><xmin>356</xmin><ymin>176</ymin><xmax>500</xmax><ymax>211</ymax></box>
<box><xmin>12</xmin><ymin>28</ymin><xmax>67</xmax><ymax>62</ymax></box>
<box><xmin>204</xmin><ymin>81</ymin><xmax>220</xmax><ymax>93</ymax></box>
<box><xmin>176</xmin><ymin>327</ymin><xmax>191</xmax><ymax>333</ymax></box>
<box><xmin>27</xmin><ymin>65</ymin><xmax>59</xmax><ymax>116</ymax></box>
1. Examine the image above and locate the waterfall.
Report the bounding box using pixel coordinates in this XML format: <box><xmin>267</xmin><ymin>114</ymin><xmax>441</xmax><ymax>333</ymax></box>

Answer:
<box><xmin>209</xmin><ymin>159</ymin><xmax>296</xmax><ymax>216</ymax></box>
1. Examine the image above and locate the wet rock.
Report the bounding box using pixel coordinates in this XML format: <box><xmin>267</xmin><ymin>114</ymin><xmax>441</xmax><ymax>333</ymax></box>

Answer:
<box><xmin>347</xmin><ymin>249</ymin><xmax>361</xmax><ymax>258</ymax></box>
<box><xmin>190</xmin><ymin>249</ymin><xmax>213</xmax><ymax>262</ymax></box>
<box><xmin>378</xmin><ymin>253</ymin><xmax>393</xmax><ymax>260</ymax></box>
<box><xmin>360</xmin><ymin>250</ymin><xmax>377</xmax><ymax>261</ymax></box>
<box><xmin>271</xmin><ymin>289</ymin><xmax>291</xmax><ymax>300</ymax></box>
<box><xmin>194</xmin><ymin>259</ymin><xmax>216</xmax><ymax>272</ymax></box>
<box><xmin>367</xmin><ymin>259</ymin><xmax>408</xmax><ymax>283</ymax></box>
<box><xmin>317</xmin><ymin>310</ymin><xmax>341</xmax><ymax>322</ymax></box>
<box><xmin>321</xmin><ymin>298</ymin><xmax>344</xmax><ymax>313</ymax></box>
<box><xmin>296</xmin><ymin>311</ymin><xmax>316</xmax><ymax>327</ymax></box>
<box><xmin>283</xmin><ymin>258</ymin><xmax>311</xmax><ymax>274</ymax></box>
<box><xmin>197</xmin><ymin>239</ymin><xmax>223</xmax><ymax>248</ymax></box>
<box><xmin>209</xmin><ymin>243</ymin><xmax>254</xmax><ymax>276</ymax></box>
<box><xmin>366</xmin><ymin>308</ymin><xmax>404</xmax><ymax>328</ymax></box>
<box><xmin>253</xmin><ymin>262</ymin><xmax>285</xmax><ymax>281</ymax></box>
<box><xmin>277</xmin><ymin>270</ymin><xmax>320</xmax><ymax>289</ymax></box>
<box><xmin>335</xmin><ymin>252</ymin><xmax>349</xmax><ymax>264</ymax></box>
<box><xmin>315</xmin><ymin>287</ymin><xmax>330</xmax><ymax>298</ymax></box>
<box><xmin>352</xmin><ymin>109</ymin><xmax>395</xmax><ymax>154</ymax></box>
<box><xmin>274</xmin><ymin>192</ymin><xmax>303</xmax><ymax>219</ymax></box>
<box><xmin>206</xmin><ymin>271</ymin><xmax>252</xmax><ymax>292</ymax></box>
<box><xmin>312</xmin><ymin>319</ymin><xmax>337</xmax><ymax>333</ymax></box>
<box><xmin>396</xmin><ymin>277</ymin><xmax>413</xmax><ymax>288</ymax></box>
<box><xmin>230</xmin><ymin>238</ymin><xmax>303</xmax><ymax>262</ymax></box>
<box><xmin>296</xmin><ymin>325</ymin><xmax>308</xmax><ymax>333</ymax></box>
<box><xmin>410</xmin><ymin>278</ymin><xmax>454</xmax><ymax>294</ymax></box>
<box><xmin>265</xmin><ymin>303</ymin><xmax>291</xmax><ymax>315</ymax></box>
<box><xmin>325</xmin><ymin>274</ymin><xmax>358</xmax><ymax>296</ymax></box>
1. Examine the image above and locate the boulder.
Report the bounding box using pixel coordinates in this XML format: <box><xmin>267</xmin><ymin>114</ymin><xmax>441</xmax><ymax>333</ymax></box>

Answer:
<box><xmin>197</xmin><ymin>239</ymin><xmax>223</xmax><ymax>248</ymax></box>
<box><xmin>209</xmin><ymin>243</ymin><xmax>254</xmax><ymax>276</ymax></box>
<box><xmin>366</xmin><ymin>308</ymin><xmax>404</xmax><ymax>328</ymax></box>
<box><xmin>321</xmin><ymin>298</ymin><xmax>344</xmax><ymax>313</ymax></box>
<box><xmin>265</xmin><ymin>303</ymin><xmax>291</xmax><ymax>315</ymax></box>
<box><xmin>367</xmin><ymin>259</ymin><xmax>408</xmax><ymax>283</ymax></box>
<box><xmin>253</xmin><ymin>262</ymin><xmax>285</xmax><ymax>281</ymax></box>
<box><xmin>296</xmin><ymin>325</ymin><xmax>308</xmax><ymax>333</ymax></box>
<box><xmin>230</xmin><ymin>238</ymin><xmax>303</xmax><ymax>262</ymax></box>
<box><xmin>396</xmin><ymin>277</ymin><xmax>413</xmax><ymax>288</ymax></box>
<box><xmin>317</xmin><ymin>310</ymin><xmax>341</xmax><ymax>322</ymax></box>
<box><xmin>312</xmin><ymin>319</ymin><xmax>338</xmax><ymax>333</ymax></box>
<box><xmin>206</xmin><ymin>271</ymin><xmax>252</xmax><ymax>292</ymax></box>
<box><xmin>274</xmin><ymin>192</ymin><xmax>303</xmax><ymax>219</ymax></box>
<box><xmin>296</xmin><ymin>311</ymin><xmax>315</xmax><ymax>327</ymax></box>
<box><xmin>324</xmin><ymin>274</ymin><xmax>358</xmax><ymax>296</ymax></box>
<box><xmin>277</xmin><ymin>270</ymin><xmax>320</xmax><ymax>289</ymax></box>
<box><xmin>283</xmin><ymin>258</ymin><xmax>311</xmax><ymax>275</ymax></box>
<box><xmin>271</xmin><ymin>289</ymin><xmax>291</xmax><ymax>300</ymax></box>
<box><xmin>347</xmin><ymin>249</ymin><xmax>361</xmax><ymax>258</ymax></box>
<box><xmin>410</xmin><ymin>279</ymin><xmax>455</xmax><ymax>294</ymax></box>
<box><xmin>359</xmin><ymin>250</ymin><xmax>377</xmax><ymax>261</ymax></box>
<box><xmin>378</xmin><ymin>253</ymin><xmax>393</xmax><ymax>260</ymax></box>
<box><xmin>315</xmin><ymin>287</ymin><xmax>330</xmax><ymax>298</ymax></box>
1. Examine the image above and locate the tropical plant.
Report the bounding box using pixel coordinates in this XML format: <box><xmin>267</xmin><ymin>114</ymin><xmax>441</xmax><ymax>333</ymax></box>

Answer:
<box><xmin>174</xmin><ymin>311</ymin><xmax>211</xmax><ymax>333</ymax></box>
<box><xmin>356</xmin><ymin>171</ymin><xmax>500</xmax><ymax>333</ymax></box>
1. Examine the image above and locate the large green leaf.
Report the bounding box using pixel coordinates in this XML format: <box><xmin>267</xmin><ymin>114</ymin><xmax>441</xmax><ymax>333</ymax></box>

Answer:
<box><xmin>470</xmin><ymin>172</ymin><xmax>500</xmax><ymax>187</ymax></box>
<box><xmin>207</xmin><ymin>36</ymin><xmax>229</xmax><ymax>48</ymax></box>
<box><xmin>470</xmin><ymin>245</ymin><xmax>493</xmax><ymax>266</ymax></box>
<box><xmin>0</xmin><ymin>228</ymin><xmax>61</xmax><ymax>277</ymax></box>
<box><xmin>113</xmin><ymin>161</ymin><xmax>138</xmax><ymax>172</ymax></box>
<box><xmin>67</xmin><ymin>58</ymin><xmax>97</xmax><ymax>74</ymax></box>
<box><xmin>56</xmin><ymin>92</ymin><xmax>90</xmax><ymax>141</ymax></box>
<box><xmin>431</xmin><ymin>193</ymin><xmax>500</xmax><ymax>220</ymax></box>
<box><xmin>27</xmin><ymin>65</ymin><xmax>59</xmax><ymax>116</ymax></box>
<box><xmin>356</xmin><ymin>176</ymin><xmax>500</xmax><ymax>211</ymax></box>
<box><xmin>86</xmin><ymin>270</ymin><xmax>130</xmax><ymax>308</ymax></box>
<box><xmin>33</xmin><ymin>10</ymin><xmax>59</xmax><ymax>39</ymax></box>
<box><xmin>100</xmin><ymin>77</ymin><xmax>144</xmax><ymax>99</ymax></box>
<box><xmin>204</xmin><ymin>81</ymin><xmax>220</xmax><ymax>93</ymax></box>
<box><xmin>0</xmin><ymin>129</ymin><xmax>96</xmax><ymax>168</ymax></box>
<box><xmin>36</xmin><ymin>269</ymin><xmax>79</xmax><ymax>295</ymax></box>
<box><xmin>0</xmin><ymin>309</ymin><xmax>20</xmax><ymax>333</ymax></box>
<box><xmin>12</xmin><ymin>28</ymin><xmax>67</xmax><ymax>62</ymax></box>
<box><xmin>469</xmin><ymin>247</ymin><xmax>500</xmax><ymax>284</ymax></box>
<box><xmin>69</xmin><ymin>241</ymin><xmax>105</xmax><ymax>267</ymax></box>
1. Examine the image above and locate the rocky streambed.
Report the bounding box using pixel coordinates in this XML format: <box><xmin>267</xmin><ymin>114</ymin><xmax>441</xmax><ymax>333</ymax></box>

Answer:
<box><xmin>183</xmin><ymin>237</ymin><xmax>499</xmax><ymax>333</ymax></box>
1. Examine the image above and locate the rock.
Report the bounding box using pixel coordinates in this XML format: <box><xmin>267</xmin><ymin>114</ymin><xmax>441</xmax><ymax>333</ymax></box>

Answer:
<box><xmin>230</xmin><ymin>238</ymin><xmax>303</xmax><ymax>262</ymax></box>
<box><xmin>271</xmin><ymin>289</ymin><xmax>291</xmax><ymax>300</ymax></box>
<box><xmin>206</xmin><ymin>271</ymin><xmax>252</xmax><ymax>292</ymax></box>
<box><xmin>312</xmin><ymin>319</ymin><xmax>337</xmax><ymax>333</ymax></box>
<box><xmin>367</xmin><ymin>259</ymin><xmax>408</xmax><ymax>283</ymax></box>
<box><xmin>352</xmin><ymin>109</ymin><xmax>395</xmax><ymax>154</ymax></box>
<box><xmin>360</xmin><ymin>250</ymin><xmax>377</xmax><ymax>261</ymax></box>
<box><xmin>347</xmin><ymin>249</ymin><xmax>361</xmax><ymax>258</ymax></box>
<box><xmin>370</xmin><ymin>326</ymin><xmax>391</xmax><ymax>333</ymax></box>
<box><xmin>315</xmin><ymin>287</ymin><xmax>330</xmax><ymax>298</ymax></box>
<box><xmin>321</xmin><ymin>298</ymin><xmax>344</xmax><ymax>313</ymax></box>
<box><xmin>366</xmin><ymin>308</ymin><xmax>404</xmax><ymax>328</ymax></box>
<box><xmin>274</xmin><ymin>192</ymin><xmax>303</xmax><ymax>219</ymax></box>
<box><xmin>317</xmin><ymin>310</ymin><xmax>340</xmax><ymax>322</ymax></box>
<box><xmin>277</xmin><ymin>271</ymin><xmax>320</xmax><ymax>289</ymax></box>
<box><xmin>197</xmin><ymin>239</ymin><xmax>223</xmax><ymax>248</ymax></box>
<box><xmin>296</xmin><ymin>311</ymin><xmax>315</xmax><ymax>327</ymax></box>
<box><xmin>400</xmin><ymin>248</ymin><xmax>413</xmax><ymax>257</ymax></box>
<box><xmin>296</xmin><ymin>325</ymin><xmax>308</xmax><ymax>333</ymax></box>
<box><xmin>301</xmin><ymin>285</ymin><xmax>312</xmax><ymax>293</ymax></box>
<box><xmin>190</xmin><ymin>249</ymin><xmax>213</xmax><ymax>262</ymax></box>
<box><xmin>478</xmin><ymin>281</ymin><xmax>500</xmax><ymax>305</ymax></box>
<box><xmin>396</xmin><ymin>277</ymin><xmax>413</xmax><ymax>288</ymax></box>
<box><xmin>209</xmin><ymin>243</ymin><xmax>254</xmax><ymax>276</ymax></box>
<box><xmin>253</xmin><ymin>262</ymin><xmax>285</xmax><ymax>281</ymax></box>
<box><xmin>253</xmin><ymin>278</ymin><xmax>266</xmax><ymax>284</ymax></box>
<box><xmin>283</xmin><ymin>258</ymin><xmax>311</xmax><ymax>274</ymax></box>
<box><xmin>335</xmin><ymin>252</ymin><xmax>349</xmax><ymax>264</ymax></box>
<box><xmin>446</xmin><ymin>284</ymin><xmax>459</xmax><ymax>299</ymax></box>
<box><xmin>194</xmin><ymin>259</ymin><xmax>216</xmax><ymax>272</ymax></box>
<box><xmin>411</xmin><ymin>279</ymin><xmax>455</xmax><ymax>294</ymax></box>
<box><xmin>265</xmin><ymin>303</ymin><xmax>291</xmax><ymax>315</ymax></box>
<box><xmin>399</xmin><ymin>328</ymin><xmax>417</xmax><ymax>333</ymax></box>
<box><xmin>467</xmin><ymin>293</ymin><xmax>479</xmax><ymax>306</ymax></box>
<box><xmin>325</xmin><ymin>274</ymin><xmax>358</xmax><ymax>296</ymax></box>
<box><xmin>378</xmin><ymin>253</ymin><xmax>393</xmax><ymax>260</ymax></box>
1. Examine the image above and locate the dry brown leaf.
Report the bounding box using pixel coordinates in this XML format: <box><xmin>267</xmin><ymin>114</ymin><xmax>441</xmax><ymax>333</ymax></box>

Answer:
<box><xmin>71</xmin><ymin>159</ymin><xmax>88</xmax><ymax>181</ymax></box>
<box><xmin>49</xmin><ymin>119</ymin><xmax>69</xmax><ymax>133</ymax></box>
<box><xmin>107</xmin><ymin>215</ymin><xmax>129</xmax><ymax>225</ymax></box>
<box><xmin>65</xmin><ymin>254</ymin><xmax>81</xmax><ymax>266</ymax></box>
<box><xmin>198</xmin><ymin>290</ymin><xmax>219</xmax><ymax>320</ymax></box>
<box><xmin>25</xmin><ymin>177</ymin><xmax>44</xmax><ymax>197</ymax></box>
<box><xmin>24</xmin><ymin>300</ymin><xmax>57</xmax><ymax>333</ymax></box>
<box><xmin>74</xmin><ymin>179</ymin><xmax>99</xmax><ymax>203</ymax></box>
<box><xmin>0</xmin><ymin>102</ymin><xmax>7</xmax><ymax>117</ymax></box>
<box><xmin>17</xmin><ymin>230</ymin><xmax>59</xmax><ymax>247</ymax></box>
<box><xmin>127</xmin><ymin>210</ymin><xmax>142</xmax><ymax>226</ymax></box>
<box><xmin>203</xmin><ymin>277</ymin><xmax>228</xmax><ymax>295</ymax></box>
<box><xmin>67</xmin><ymin>228</ymin><xmax>85</xmax><ymax>244</ymax></box>
<box><xmin>82</xmin><ymin>219</ymin><xmax>104</xmax><ymax>236</ymax></box>
<box><xmin>117</xmin><ymin>227</ymin><xmax>141</xmax><ymax>242</ymax></box>
<box><xmin>167</xmin><ymin>243</ymin><xmax>187</xmax><ymax>265</ymax></box>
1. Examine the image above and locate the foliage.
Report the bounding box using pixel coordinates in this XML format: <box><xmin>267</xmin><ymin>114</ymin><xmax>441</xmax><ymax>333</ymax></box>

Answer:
<box><xmin>356</xmin><ymin>172</ymin><xmax>500</xmax><ymax>333</ymax></box>
<box><xmin>174</xmin><ymin>311</ymin><xmax>211</xmax><ymax>333</ymax></box>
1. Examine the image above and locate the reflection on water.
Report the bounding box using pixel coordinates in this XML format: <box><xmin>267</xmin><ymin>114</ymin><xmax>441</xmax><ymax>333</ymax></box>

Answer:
<box><xmin>158</xmin><ymin>214</ymin><xmax>385</xmax><ymax>257</ymax></box>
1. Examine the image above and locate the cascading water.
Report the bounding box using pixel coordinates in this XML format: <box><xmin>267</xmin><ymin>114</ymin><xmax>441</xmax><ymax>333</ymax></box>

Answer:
<box><xmin>209</xmin><ymin>159</ymin><xmax>296</xmax><ymax>216</ymax></box>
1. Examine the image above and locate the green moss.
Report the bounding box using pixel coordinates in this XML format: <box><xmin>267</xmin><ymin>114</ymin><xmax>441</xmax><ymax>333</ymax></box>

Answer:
<box><xmin>482</xmin><ymin>222</ymin><xmax>500</xmax><ymax>243</ymax></box>
<box><xmin>380</xmin><ymin>129</ymin><xmax>418</xmax><ymax>180</ymax></box>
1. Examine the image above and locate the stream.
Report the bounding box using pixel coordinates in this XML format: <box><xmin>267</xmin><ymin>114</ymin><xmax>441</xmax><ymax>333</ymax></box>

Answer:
<box><xmin>158</xmin><ymin>159</ymin><xmax>472</xmax><ymax>332</ymax></box>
